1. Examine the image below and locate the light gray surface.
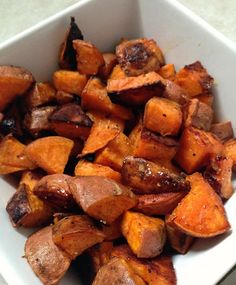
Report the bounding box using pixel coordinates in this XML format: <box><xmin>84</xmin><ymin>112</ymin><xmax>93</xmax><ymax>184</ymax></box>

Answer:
<box><xmin>0</xmin><ymin>0</ymin><xmax>235</xmax><ymax>284</ymax></box>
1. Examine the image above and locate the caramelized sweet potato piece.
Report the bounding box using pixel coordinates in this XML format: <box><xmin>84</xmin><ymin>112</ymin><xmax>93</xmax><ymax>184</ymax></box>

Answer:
<box><xmin>70</xmin><ymin>176</ymin><xmax>137</xmax><ymax>224</ymax></box>
<box><xmin>121</xmin><ymin>211</ymin><xmax>166</xmax><ymax>258</ymax></box>
<box><xmin>116</xmin><ymin>38</ymin><xmax>164</xmax><ymax>76</ymax></box>
<box><xmin>25</xmin><ymin>226</ymin><xmax>71</xmax><ymax>285</ymax></box>
<box><xmin>98</xmin><ymin>53</ymin><xmax>117</xmax><ymax>79</ymax></box>
<box><xmin>162</xmin><ymin>80</ymin><xmax>188</xmax><ymax>105</ymax></box>
<box><xmin>25</xmin><ymin>136</ymin><xmax>74</xmax><ymax>174</ymax></box>
<box><xmin>196</xmin><ymin>92</ymin><xmax>213</xmax><ymax>106</ymax></box>
<box><xmin>52</xmin><ymin>215</ymin><xmax>105</xmax><ymax>259</ymax></box>
<box><xmin>109</xmin><ymin>64</ymin><xmax>126</xmax><ymax>80</ymax></box>
<box><xmin>175</xmin><ymin>127</ymin><xmax>223</xmax><ymax>173</ymax></box>
<box><xmin>101</xmin><ymin>217</ymin><xmax>122</xmax><ymax>241</ymax></box>
<box><xmin>73</xmin><ymin>39</ymin><xmax>105</xmax><ymax>75</ymax></box>
<box><xmin>158</xmin><ymin>64</ymin><xmax>176</xmax><ymax>81</ymax></box>
<box><xmin>122</xmin><ymin>157</ymin><xmax>190</xmax><ymax>194</ymax></box>
<box><xmin>204</xmin><ymin>156</ymin><xmax>233</xmax><ymax>199</ymax></box>
<box><xmin>144</xmin><ymin>97</ymin><xmax>182</xmax><ymax>136</ymax></box>
<box><xmin>167</xmin><ymin>173</ymin><xmax>230</xmax><ymax>237</ymax></box>
<box><xmin>0</xmin><ymin>65</ymin><xmax>34</xmax><ymax>111</ymax></box>
<box><xmin>211</xmin><ymin>121</ymin><xmax>234</xmax><ymax>142</ymax></box>
<box><xmin>53</xmin><ymin>70</ymin><xmax>87</xmax><ymax>95</ymax></box>
<box><xmin>174</xmin><ymin>61</ymin><xmax>214</xmax><ymax>97</ymax></box>
<box><xmin>223</xmin><ymin>138</ymin><xmax>236</xmax><ymax>170</ymax></box>
<box><xmin>49</xmin><ymin>103</ymin><xmax>92</xmax><ymax>140</ymax></box>
<box><xmin>74</xmin><ymin>160</ymin><xmax>122</xmax><ymax>183</ymax></box>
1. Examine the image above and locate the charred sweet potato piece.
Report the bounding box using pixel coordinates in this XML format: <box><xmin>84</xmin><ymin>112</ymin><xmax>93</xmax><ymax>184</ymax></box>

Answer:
<box><xmin>52</xmin><ymin>215</ymin><xmax>105</xmax><ymax>259</ymax></box>
<box><xmin>211</xmin><ymin>121</ymin><xmax>234</xmax><ymax>142</ymax></box>
<box><xmin>204</xmin><ymin>156</ymin><xmax>233</xmax><ymax>199</ymax></box>
<box><xmin>25</xmin><ymin>226</ymin><xmax>71</xmax><ymax>285</ymax></box>
<box><xmin>23</xmin><ymin>106</ymin><xmax>57</xmax><ymax>137</ymax></box>
<box><xmin>182</xmin><ymin>98</ymin><xmax>213</xmax><ymax>131</ymax></box>
<box><xmin>111</xmin><ymin>245</ymin><xmax>177</xmax><ymax>285</ymax></box>
<box><xmin>196</xmin><ymin>92</ymin><xmax>213</xmax><ymax>106</ymax></box>
<box><xmin>167</xmin><ymin>172</ymin><xmax>230</xmax><ymax>237</ymax></box>
<box><xmin>74</xmin><ymin>160</ymin><xmax>122</xmax><ymax>183</ymax></box>
<box><xmin>95</xmin><ymin>132</ymin><xmax>132</xmax><ymax>171</ymax></box>
<box><xmin>0</xmin><ymin>135</ymin><xmax>36</xmax><ymax>174</ymax></box>
<box><xmin>25</xmin><ymin>136</ymin><xmax>74</xmax><ymax>174</ymax></box>
<box><xmin>162</xmin><ymin>80</ymin><xmax>188</xmax><ymax>105</ymax></box>
<box><xmin>158</xmin><ymin>64</ymin><xmax>176</xmax><ymax>81</ymax></box>
<box><xmin>122</xmin><ymin>157</ymin><xmax>190</xmax><ymax>194</ymax></box>
<box><xmin>223</xmin><ymin>139</ymin><xmax>236</xmax><ymax>170</ymax></box>
<box><xmin>0</xmin><ymin>106</ymin><xmax>23</xmax><ymax>137</ymax></box>
<box><xmin>98</xmin><ymin>53</ymin><xmax>117</xmax><ymax>79</ymax></box>
<box><xmin>101</xmin><ymin>217</ymin><xmax>122</xmax><ymax>241</ymax></box>
<box><xmin>116</xmin><ymin>38</ymin><xmax>164</xmax><ymax>76</ymax></box>
<box><xmin>135</xmin><ymin>192</ymin><xmax>188</xmax><ymax>216</ymax></box>
<box><xmin>70</xmin><ymin>176</ymin><xmax>137</xmax><ymax>224</ymax></box>
<box><xmin>73</xmin><ymin>39</ymin><xmax>105</xmax><ymax>75</ymax></box>
<box><xmin>0</xmin><ymin>65</ymin><xmax>34</xmax><ymax>111</ymax></box>
<box><xmin>55</xmin><ymin>90</ymin><xmax>74</xmax><ymax>104</ymax></box>
<box><xmin>174</xmin><ymin>61</ymin><xmax>214</xmax><ymax>97</ymax></box>
<box><xmin>53</xmin><ymin>70</ymin><xmax>87</xmax><ymax>95</ymax></box>
<box><xmin>175</xmin><ymin>127</ymin><xmax>223</xmax><ymax>173</ymax></box>
<box><xmin>109</xmin><ymin>64</ymin><xmax>126</xmax><ymax>80</ymax></box>
<box><xmin>34</xmin><ymin>174</ymin><xmax>74</xmax><ymax>209</ymax></box>
<box><xmin>144</xmin><ymin>97</ymin><xmax>182</xmax><ymax>136</ymax></box>
<box><xmin>121</xmin><ymin>211</ymin><xmax>166</xmax><ymax>258</ymax></box>
<box><xmin>49</xmin><ymin>103</ymin><xmax>92</xmax><ymax>140</ymax></box>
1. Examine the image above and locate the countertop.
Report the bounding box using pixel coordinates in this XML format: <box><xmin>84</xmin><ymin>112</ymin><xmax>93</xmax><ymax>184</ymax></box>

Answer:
<box><xmin>0</xmin><ymin>0</ymin><xmax>235</xmax><ymax>284</ymax></box>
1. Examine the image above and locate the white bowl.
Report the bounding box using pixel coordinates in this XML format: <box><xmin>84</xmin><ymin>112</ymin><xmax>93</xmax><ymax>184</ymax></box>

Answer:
<box><xmin>0</xmin><ymin>0</ymin><xmax>236</xmax><ymax>284</ymax></box>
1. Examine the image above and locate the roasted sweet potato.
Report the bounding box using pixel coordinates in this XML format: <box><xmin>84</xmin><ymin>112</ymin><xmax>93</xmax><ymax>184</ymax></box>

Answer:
<box><xmin>196</xmin><ymin>92</ymin><xmax>213</xmax><ymax>106</ymax></box>
<box><xmin>223</xmin><ymin>138</ymin><xmax>236</xmax><ymax>170</ymax></box>
<box><xmin>111</xmin><ymin>245</ymin><xmax>177</xmax><ymax>285</ymax></box>
<box><xmin>53</xmin><ymin>70</ymin><xmax>87</xmax><ymax>95</ymax></box>
<box><xmin>101</xmin><ymin>217</ymin><xmax>122</xmax><ymax>241</ymax></box>
<box><xmin>211</xmin><ymin>121</ymin><xmax>234</xmax><ymax>142</ymax></box>
<box><xmin>162</xmin><ymin>80</ymin><xmax>188</xmax><ymax>105</ymax></box>
<box><xmin>167</xmin><ymin>172</ymin><xmax>230</xmax><ymax>237</ymax></box>
<box><xmin>74</xmin><ymin>160</ymin><xmax>122</xmax><ymax>183</ymax></box>
<box><xmin>70</xmin><ymin>176</ymin><xmax>137</xmax><ymax>224</ymax></box>
<box><xmin>73</xmin><ymin>39</ymin><xmax>105</xmax><ymax>75</ymax></box>
<box><xmin>175</xmin><ymin>126</ymin><xmax>223</xmax><ymax>173</ymax></box>
<box><xmin>52</xmin><ymin>215</ymin><xmax>105</xmax><ymax>259</ymax></box>
<box><xmin>25</xmin><ymin>136</ymin><xmax>74</xmax><ymax>174</ymax></box>
<box><xmin>122</xmin><ymin>156</ymin><xmax>190</xmax><ymax>194</ymax></box>
<box><xmin>49</xmin><ymin>103</ymin><xmax>92</xmax><ymax>140</ymax></box>
<box><xmin>158</xmin><ymin>64</ymin><xmax>176</xmax><ymax>81</ymax></box>
<box><xmin>0</xmin><ymin>135</ymin><xmax>36</xmax><ymax>174</ymax></box>
<box><xmin>98</xmin><ymin>53</ymin><xmax>117</xmax><ymax>79</ymax></box>
<box><xmin>121</xmin><ymin>211</ymin><xmax>166</xmax><ymax>258</ymax></box>
<box><xmin>0</xmin><ymin>65</ymin><xmax>34</xmax><ymax>111</ymax></box>
<box><xmin>204</xmin><ymin>156</ymin><xmax>233</xmax><ymax>199</ymax></box>
<box><xmin>95</xmin><ymin>132</ymin><xmax>132</xmax><ymax>171</ymax></box>
<box><xmin>174</xmin><ymin>61</ymin><xmax>214</xmax><ymax>97</ymax></box>
<box><xmin>55</xmin><ymin>90</ymin><xmax>74</xmax><ymax>104</ymax></box>
<box><xmin>116</xmin><ymin>38</ymin><xmax>164</xmax><ymax>76</ymax></box>
<box><xmin>144</xmin><ymin>97</ymin><xmax>182</xmax><ymax>136</ymax></box>
<box><xmin>109</xmin><ymin>64</ymin><xmax>126</xmax><ymax>80</ymax></box>
<box><xmin>25</xmin><ymin>226</ymin><xmax>71</xmax><ymax>285</ymax></box>
<box><xmin>34</xmin><ymin>174</ymin><xmax>74</xmax><ymax>209</ymax></box>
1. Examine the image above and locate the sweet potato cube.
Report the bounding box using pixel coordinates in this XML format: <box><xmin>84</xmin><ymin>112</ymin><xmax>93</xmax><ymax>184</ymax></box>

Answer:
<box><xmin>73</xmin><ymin>39</ymin><xmax>105</xmax><ymax>75</ymax></box>
<box><xmin>196</xmin><ymin>92</ymin><xmax>213</xmax><ymax>106</ymax></box>
<box><xmin>53</xmin><ymin>70</ymin><xmax>87</xmax><ymax>95</ymax></box>
<box><xmin>144</xmin><ymin>97</ymin><xmax>182</xmax><ymax>136</ymax></box>
<box><xmin>175</xmin><ymin>127</ymin><xmax>223</xmax><ymax>173</ymax></box>
<box><xmin>121</xmin><ymin>211</ymin><xmax>166</xmax><ymax>258</ymax></box>
<box><xmin>158</xmin><ymin>63</ymin><xmax>176</xmax><ymax>80</ymax></box>
<box><xmin>211</xmin><ymin>121</ymin><xmax>234</xmax><ymax>142</ymax></box>
<box><xmin>52</xmin><ymin>215</ymin><xmax>105</xmax><ymax>259</ymax></box>
<box><xmin>167</xmin><ymin>172</ymin><xmax>230</xmax><ymax>237</ymax></box>
<box><xmin>0</xmin><ymin>65</ymin><xmax>34</xmax><ymax>111</ymax></box>
<box><xmin>70</xmin><ymin>176</ymin><xmax>137</xmax><ymax>224</ymax></box>
<box><xmin>101</xmin><ymin>217</ymin><xmax>122</xmax><ymax>241</ymax></box>
<box><xmin>162</xmin><ymin>80</ymin><xmax>188</xmax><ymax>105</ymax></box>
<box><xmin>109</xmin><ymin>64</ymin><xmax>127</xmax><ymax>80</ymax></box>
<box><xmin>223</xmin><ymin>139</ymin><xmax>236</xmax><ymax>170</ymax></box>
<box><xmin>98</xmin><ymin>53</ymin><xmax>117</xmax><ymax>79</ymax></box>
<box><xmin>25</xmin><ymin>136</ymin><xmax>74</xmax><ymax>174</ymax></box>
<box><xmin>74</xmin><ymin>160</ymin><xmax>122</xmax><ymax>183</ymax></box>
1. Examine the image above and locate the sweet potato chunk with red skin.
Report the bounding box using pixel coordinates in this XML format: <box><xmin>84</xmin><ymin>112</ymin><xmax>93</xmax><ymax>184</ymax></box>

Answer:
<box><xmin>174</xmin><ymin>61</ymin><xmax>214</xmax><ymax>97</ymax></box>
<box><xmin>111</xmin><ymin>245</ymin><xmax>177</xmax><ymax>285</ymax></box>
<box><xmin>134</xmin><ymin>192</ymin><xmax>188</xmax><ymax>216</ymax></box>
<box><xmin>98</xmin><ymin>53</ymin><xmax>117</xmax><ymax>79</ymax></box>
<box><xmin>0</xmin><ymin>65</ymin><xmax>34</xmax><ymax>111</ymax></box>
<box><xmin>211</xmin><ymin>121</ymin><xmax>234</xmax><ymax>142</ymax></box>
<box><xmin>204</xmin><ymin>156</ymin><xmax>234</xmax><ymax>199</ymax></box>
<box><xmin>122</xmin><ymin>156</ymin><xmax>190</xmax><ymax>194</ymax></box>
<box><xmin>109</xmin><ymin>64</ymin><xmax>126</xmax><ymax>80</ymax></box>
<box><xmin>182</xmin><ymin>98</ymin><xmax>213</xmax><ymax>131</ymax></box>
<box><xmin>144</xmin><ymin>97</ymin><xmax>182</xmax><ymax>136</ymax></box>
<box><xmin>223</xmin><ymin>139</ymin><xmax>236</xmax><ymax>170</ymax></box>
<box><xmin>158</xmin><ymin>64</ymin><xmax>176</xmax><ymax>81</ymax></box>
<box><xmin>25</xmin><ymin>226</ymin><xmax>71</xmax><ymax>285</ymax></box>
<box><xmin>175</xmin><ymin>127</ymin><xmax>223</xmax><ymax>174</ymax></box>
<box><xmin>52</xmin><ymin>215</ymin><xmax>105</xmax><ymax>260</ymax></box>
<box><xmin>121</xmin><ymin>211</ymin><xmax>166</xmax><ymax>258</ymax></box>
<box><xmin>196</xmin><ymin>92</ymin><xmax>213</xmax><ymax>106</ymax></box>
<box><xmin>167</xmin><ymin>172</ymin><xmax>230</xmax><ymax>237</ymax></box>
<box><xmin>25</xmin><ymin>136</ymin><xmax>74</xmax><ymax>174</ymax></box>
<box><xmin>75</xmin><ymin>160</ymin><xmax>122</xmax><ymax>183</ymax></box>
<box><xmin>116</xmin><ymin>38</ymin><xmax>164</xmax><ymax>76</ymax></box>
<box><xmin>70</xmin><ymin>176</ymin><xmax>137</xmax><ymax>224</ymax></box>
<box><xmin>162</xmin><ymin>80</ymin><xmax>188</xmax><ymax>105</ymax></box>
<box><xmin>53</xmin><ymin>70</ymin><xmax>87</xmax><ymax>95</ymax></box>
<box><xmin>73</xmin><ymin>39</ymin><xmax>105</xmax><ymax>75</ymax></box>
<box><xmin>101</xmin><ymin>217</ymin><xmax>122</xmax><ymax>241</ymax></box>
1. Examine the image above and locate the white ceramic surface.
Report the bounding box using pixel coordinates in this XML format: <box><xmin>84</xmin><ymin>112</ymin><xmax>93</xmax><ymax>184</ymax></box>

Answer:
<box><xmin>0</xmin><ymin>0</ymin><xmax>236</xmax><ymax>284</ymax></box>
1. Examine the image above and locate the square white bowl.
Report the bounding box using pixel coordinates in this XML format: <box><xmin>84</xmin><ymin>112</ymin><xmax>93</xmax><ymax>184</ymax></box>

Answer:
<box><xmin>0</xmin><ymin>0</ymin><xmax>236</xmax><ymax>284</ymax></box>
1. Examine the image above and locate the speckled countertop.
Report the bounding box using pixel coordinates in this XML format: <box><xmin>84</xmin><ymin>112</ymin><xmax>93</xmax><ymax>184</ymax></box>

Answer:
<box><xmin>0</xmin><ymin>0</ymin><xmax>235</xmax><ymax>284</ymax></box>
